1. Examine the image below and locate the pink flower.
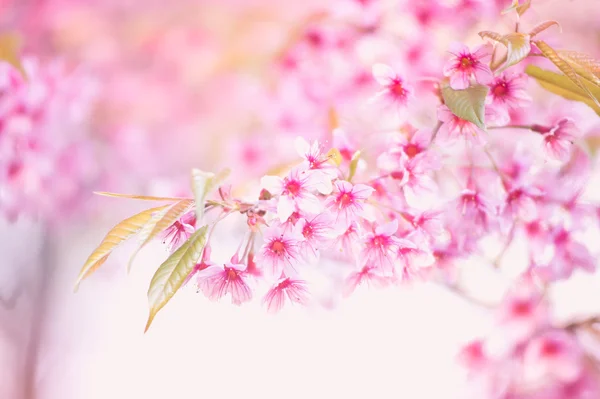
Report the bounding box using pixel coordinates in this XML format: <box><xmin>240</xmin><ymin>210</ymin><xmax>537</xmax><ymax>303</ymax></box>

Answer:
<box><xmin>487</xmin><ymin>73</ymin><xmax>532</xmax><ymax>112</ymax></box>
<box><xmin>161</xmin><ymin>211</ymin><xmax>196</xmax><ymax>252</ymax></box>
<box><xmin>342</xmin><ymin>264</ymin><xmax>390</xmax><ymax>297</ymax></box>
<box><xmin>523</xmin><ymin>330</ymin><xmax>584</xmax><ymax>385</ymax></box>
<box><xmin>395</xmin><ymin>237</ymin><xmax>435</xmax><ymax>282</ymax></box>
<box><xmin>370</xmin><ymin>63</ymin><xmax>413</xmax><ymax>109</ymax></box>
<box><xmin>297</xmin><ymin>212</ymin><xmax>334</xmax><ymax>263</ymax></box>
<box><xmin>443</xmin><ymin>42</ymin><xmax>493</xmax><ymax>89</ymax></box>
<box><xmin>399</xmin><ymin>210</ymin><xmax>445</xmax><ymax>241</ymax></box>
<box><xmin>261</xmin><ymin>167</ymin><xmax>332</xmax><ymax>221</ymax></box>
<box><xmin>294</xmin><ymin>137</ymin><xmax>338</xmax><ymax>179</ymax></box>
<box><xmin>437</xmin><ymin>105</ymin><xmax>486</xmax><ymax>145</ymax></box>
<box><xmin>360</xmin><ymin>220</ymin><xmax>401</xmax><ymax>275</ymax></box>
<box><xmin>325</xmin><ymin>180</ymin><xmax>374</xmax><ymax>229</ymax></box>
<box><xmin>196</xmin><ymin>262</ymin><xmax>252</xmax><ymax>305</ymax></box>
<box><xmin>263</xmin><ymin>276</ymin><xmax>310</xmax><ymax>314</ymax></box>
<box><xmin>496</xmin><ymin>282</ymin><xmax>549</xmax><ymax>344</ymax></box>
<box><xmin>456</xmin><ymin>189</ymin><xmax>496</xmax><ymax>232</ymax></box>
<box><xmin>501</xmin><ymin>185</ymin><xmax>543</xmax><ymax>223</ymax></box>
<box><xmin>378</xmin><ymin>151</ymin><xmax>438</xmax><ymax>206</ymax></box>
<box><xmin>537</xmin><ymin>118</ymin><xmax>580</xmax><ymax>162</ymax></box>
<box><xmin>330</xmin><ymin>221</ymin><xmax>361</xmax><ymax>260</ymax></box>
<box><xmin>256</xmin><ymin>225</ymin><xmax>303</xmax><ymax>278</ymax></box>
<box><xmin>543</xmin><ymin>226</ymin><xmax>596</xmax><ymax>281</ymax></box>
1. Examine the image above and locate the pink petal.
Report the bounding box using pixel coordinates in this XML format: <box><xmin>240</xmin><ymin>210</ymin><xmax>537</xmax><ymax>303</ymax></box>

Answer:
<box><xmin>372</xmin><ymin>63</ymin><xmax>396</xmax><ymax>86</ymax></box>
<box><xmin>450</xmin><ymin>71</ymin><xmax>470</xmax><ymax>90</ymax></box>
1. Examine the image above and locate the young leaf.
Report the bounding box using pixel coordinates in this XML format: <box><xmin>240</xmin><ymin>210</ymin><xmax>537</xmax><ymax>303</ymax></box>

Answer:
<box><xmin>534</xmin><ymin>40</ymin><xmax>600</xmax><ymax>108</ymax></box>
<box><xmin>348</xmin><ymin>151</ymin><xmax>361</xmax><ymax>182</ymax></box>
<box><xmin>127</xmin><ymin>199</ymin><xmax>195</xmax><ymax>272</ymax></box>
<box><xmin>502</xmin><ymin>0</ymin><xmax>531</xmax><ymax>16</ymax></box>
<box><xmin>327</xmin><ymin>148</ymin><xmax>343</xmax><ymax>167</ymax></box>
<box><xmin>558</xmin><ymin>50</ymin><xmax>600</xmax><ymax>87</ymax></box>
<box><xmin>0</xmin><ymin>32</ymin><xmax>27</xmax><ymax>79</ymax></box>
<box><xmin>502</xmin><ymin>33</ymin><xmax>531</xmax><ymax>69</ymax></box>
<box><xmin>525</xmin><ymin>65</ymin><xmax>600</xmax><ymax>116</ymax></box>
<box><xmin>74</xmin><ymin>205</ymin><xmax>171</xmax><ymax>291</ymax></box>
<box><xmin>145</xmin><ymin>225</ymin><xmax>209</xmax><ymax>332</ymax></box>
<box><xmin>529</xmin><ymin>21</ymin><xmax>561</xmax><ymax>38</ymax></box>
<box><xmin>191</xmin><ymin>168</ymin><xmax>230</xmax><ymax>226</ymax></box>
<box><xmin>441</xmin><ymin>84</ymin><xmax>489</xmax><ymax>130</ymax></box>
<box><xmin>478</xmin><ymin>31</ymin><xmax>504</xmax><ymax>44</ymax></box>
<box><xmin>94</xmin><ymin>192</ymin><xmax>190</xmax><ymax>202</ymax></box>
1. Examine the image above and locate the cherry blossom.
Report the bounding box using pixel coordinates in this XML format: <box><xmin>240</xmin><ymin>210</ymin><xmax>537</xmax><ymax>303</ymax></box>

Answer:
<box><xmin>263</xmin><ymin>276</ymin><xmax>310</xmax><ymax>313</ymax></box>
<box><xmin>256</xmin><ymin>224</ymin><xmax>303</xmax><ymax>278</ymax></box>
<box><xmin>325</xmin><ymin>180</ymin><xmax>374</xmax><ymax>229</ymax></box>
<box><xmin>261</xmin><ymin>167</ymin><xmax>333</xmax><ymax>221</ymax></box>
<box><xmin>196</xmin><ymin>261</ymin><xmax>253</xmax><ymax>305</ymax></box>
<box><xmin>443</xmin><ymin>42</ymin><xmax>493</xmax><ymax>90</ymax></box>
<box><xmin>370</xmin><ymin>63</ymin><xmax>413</xmax><ymax>110</ymax></box>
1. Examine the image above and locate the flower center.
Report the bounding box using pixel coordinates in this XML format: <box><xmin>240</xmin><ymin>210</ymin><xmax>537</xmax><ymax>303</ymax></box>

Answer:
<box><xmin>285</xmin><ymin>180</ymin><xmax>302</xmax><ymax>196</ymax></box>
<box><xmin>460</xmin><ymin>56</ymin><xmax>474</xmax><ymax>68</ymax></box>
<box><xmin>302</xmin><ymin>224</ymin><xmax>313</xmax><ymax>238</ymax></box>
<box><xmin>226</xmin><ymin>268</ymin><xmax>238</xmax><ymax>281</ymax></box>
<box><xmin>404</xmin><ymin>144</ymin><xmax>420</xmax><ymax>158</ymax></box>
<box><xmin>492</xmin><ymin>82</ymin><xmax>508</xmax><ymax>98</ymax></box>
<box><xmin>512</xmin><ymin>300</ymin><xmax>532</xmax><ymax>316</ymax></box>
<box><xmin>270</xmin><ymin>239</ymin><xmax>286</xmax><ymax>255</ymax></box>
<box><xmin>390</xmin><ymin>79</ymin><xmax>406</xmax><ymax>98</ymax></box>
<box><xmin>540</xmin><ymin>339</ymin><xmax>561</xmax><ymax>356</ymax></box>
<box><xmin>338</xmin><ymin>192</ymin><xmax>353</xmax><ymax>207</ymax></box>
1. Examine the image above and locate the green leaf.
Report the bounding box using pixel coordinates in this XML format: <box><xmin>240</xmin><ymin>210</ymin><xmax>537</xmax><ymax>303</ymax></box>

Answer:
<box><xmin>535</xmin><ymin>40</ymin><xmax>600</xmax><ymax>108</ymax></box>
<box><xmin>502</xmin><ymin>33</ymin><xmax>531</xmax><ymax>69</ymax></box>
<box><xmin>191</xmin><ymin>168</ymin><xmax>230</xmax><ymax>227</ymax></box>
<box><xmin>145</xmin><ymin>225</ymin><xmax>209</xmax><ymax>332</ymax></box>
<box><xmin>348</xmin><ymin>151</ymin><xmax>361</xmax><ymax>182</ymax></box>
<box><xmin>127</xmin><ymin>199</ymin><xmax>195</xmax><ymax>272</ymax></box>
<box><xmin>525</xmin><ymin>65</ymin><xmax>600</xmax><ymax>116</ymax></box>
<box><xmin>74</xmin><ymin>205</ymin><xmax>171</xmax><ymax>291</ymax></box>
<box><xmin>441</xmin><ymin>84</ymin><xmax>489</xmax><ymax>130</ymax></box>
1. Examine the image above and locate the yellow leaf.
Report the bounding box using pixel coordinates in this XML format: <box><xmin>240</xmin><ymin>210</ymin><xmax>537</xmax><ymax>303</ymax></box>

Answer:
<box><xmin>326</xmin><ymin>148</ymin><xmax>343</xmax><ymax>167</ymax></box>
<box><xmin>478</xmin><ymin>31</ymin><xmax>504</xmax><ymax>43</ymax></box>
<box><xmin>0</xmin><ymin>32</ymin><xmax>27</xmax><ymax>79</ymax></box>
<box><xmin>348</xmin><ymin>151</ymin><xmax>361</xmax><ymax>182</ymax></box>
<box><xmin>525</xmin><ymin>65</ymin><xmax>600</xmax><ymax>116</ymax></box>
<box><xmin>535</xmin><ymin>40</ymin><xmax>600</xmax><ymax>108</ymax></box>
<box><xmin>145</xmin><ymin>226</ymin><xmax>209</xmax><ymax>332</ymax></box>
<box><xmin>558</xmin><ymin>50</ymin><xmax>600</xmax><ymax>88</ymax></box>
<box><xmin>529</xmin><ymin>20</ymin><xmax>561</xmax><ymax>38</ymax></box>
<box><xmin>502</xmin><ymin>33</ymin><xmax>531</xmax><ymax>69</ymax></box>
<box><xmin>93</xmin><ymin>191</ymin><xmax>190</xmax><ymax>202</ymax></box>
<box><xmin>127</xmin><ymin>199</ymin><xmax>195</xmax><ymax>272</ymax></box>
<box><xmin>74</xmin><ymin>205</ymin><xmax>171</xmax><ymax>291</ymax></box>
<box><xmin>502</xmin><ymin>0</ymin><xmax>531</xmax><ymax>16</ymax></box>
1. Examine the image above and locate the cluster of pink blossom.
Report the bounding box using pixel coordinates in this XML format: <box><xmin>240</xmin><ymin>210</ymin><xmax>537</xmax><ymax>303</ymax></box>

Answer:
<box><xmin>0</xmin><ymin>57</ymin><xmax>99</xmax><ymax>222</ymax></box>
<box><xmin>67</xmin><ymin>1</ymin><xmax>600</xmax><ymax>397</ymax></box>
